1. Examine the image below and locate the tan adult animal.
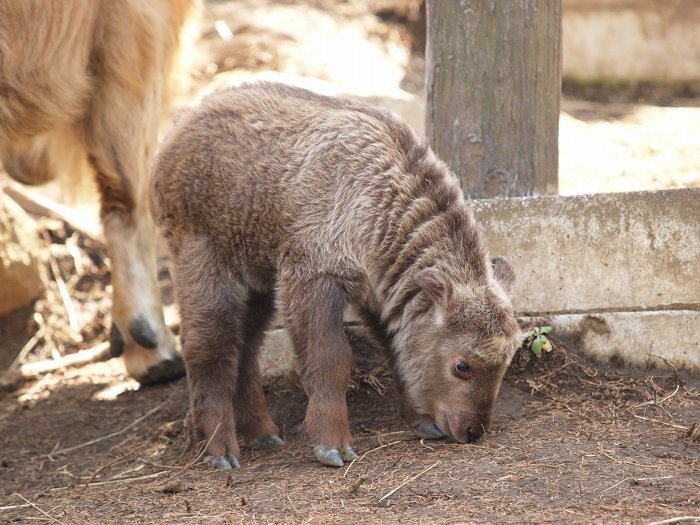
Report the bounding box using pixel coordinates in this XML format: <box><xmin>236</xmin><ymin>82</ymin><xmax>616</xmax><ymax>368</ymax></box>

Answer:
<box><xmin>151</xmin><ymin>82</ymin><xmax>521</xmax><ymax>468</ymax></box>
<box><xmin>0</xmin><ymin>0</ymin><xmax>194</xmax><ymax>383</ymax></box>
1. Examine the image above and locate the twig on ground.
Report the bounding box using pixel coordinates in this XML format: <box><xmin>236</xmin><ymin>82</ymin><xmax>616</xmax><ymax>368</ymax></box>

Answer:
<box><xmin>649</xmin><ymin>354</ymin><xmax>686</xmax><ymax>389</ymax></box>
<box><xmin>107</xmin><ymin>463</ymin><xmax>146</xmax><ymax>480</ymax></box>
<box><xmin>418</xmin><ymin>438</ymin><xmax>435</xmax><ymax>451</ymax></box>
<box><xmin>19</xmin><ymin>342</ymin><xmax>112</xmax><ymax>378</ymax></box>
<box><xmin>349</xmin><ymin>474</ymin><xmax>368</xmax><ymax>494</ymax></box>
<box><xmin>342</xmin><ymin>440</ymin><xmax>402</xmax><ymax>478</ymax></box>
<box><xmin>634</xmin><ymin>384</ymin><xmax>681</xmax><ymax>409</ymax></box>
<box><xmin>48</xmin><ymin>401</ymin><xmax>166</xmax><ymax>457</ymax></box>
<box><xmin>635</xmin><ymin>476</ymin><xmax>673</xmax><ymax>483</ymax></box>
<box><xmin>602</xmin><ymin>477</ymin><xmax>630</xmax><ymax>492</ymax></box>
<box><xmin>47</xmin><ymin>441</ymin><xmax>62</xmax><ymax>462</ymax></box>
<box><xmin>374</xmin><ymin>430</ymin><xmax>414</xmax><ymax>443</ymax></box>
<box><xmin>633</xmin><ymin>414</ymin><xmax>690</xmax><ymax>432</ymax></box>
<box><xmin>9</xmin><ymin>314</ymin><xmax>46</xmax><ymax>369</ymax></box>
<box><xmin>138</xmin><ymin>458</ymin><xmax>181</xmax><ymax>470</ymax></box>
<box><xmin>539</xmin><ymin>359</ymin><xmax>572</xmax><ymax>381</ymax></box>
<box><xmin>65</xmin><ymin>232</ymin><xmax>85</xmax><ymax>280</ymax></box>
<box><xmin>559</xmin><ymin>402</ymin><xmax>596</xmax><ymax>423</ymax></box>
<box><xmin>45</xmin><ymin>235</ymin><xmax>81</xmax><ymax>340</ymax></box>
<box><xmin>0</xmin><ymin>503</ymin><xmax>31</xmax><ymax>511</ymax></box>
<box><xmin>571</xmin><ymin>356</ymin><xmax>599</xmax><ymax>377</ymax></box>
<box><xmin>68</xmin><ymin>471</ymin><xmax>169</xmax><ymax>487</ymax></box>
<box><xmin>285</xmin><ymin>482</ymin><xmax>299</xmax><ymax>516</ymax></box>
<box><xmin>378</xmin><ymin>461</ymin><xmax>439</xmax><ymax>503</ymax></box>
<box><xmin>646</xmin><ymin>517</ymin><xmax>700</xmax><ymax>525</ymax></box>
<box><xmin>79</xmin><ymin>443</ymin><xmax>148</xmax><ymax>495</ymax></box>
<box><xmin>14</xmin><ymin>493</ymin><xmax>65</xmax><ymax>525</ymax></box>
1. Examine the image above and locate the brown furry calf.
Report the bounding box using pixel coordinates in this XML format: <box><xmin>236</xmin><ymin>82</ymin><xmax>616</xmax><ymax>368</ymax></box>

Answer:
<box><xmin>0</xmin><ymin>0</ymin><xmax>194</xmax><ymax>383</ymax></box>
<box><xmin>151</xmin><ymin>82</ymin><xmax>521</xmax><ymax>468</ymax></box>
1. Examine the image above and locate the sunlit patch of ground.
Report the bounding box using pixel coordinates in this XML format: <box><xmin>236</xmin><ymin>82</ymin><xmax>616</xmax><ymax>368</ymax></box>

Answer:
<box><xmin>559</xmin><ymin>100</ymin><xmax>700</xmax><ymax>195</ymax></box>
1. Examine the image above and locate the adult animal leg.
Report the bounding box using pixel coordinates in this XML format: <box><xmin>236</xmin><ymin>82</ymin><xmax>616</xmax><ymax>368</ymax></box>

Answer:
<box><xmin>85</xmin><ymin>83</ymin><xmax>182</xmax><ymax>384</ymax></box>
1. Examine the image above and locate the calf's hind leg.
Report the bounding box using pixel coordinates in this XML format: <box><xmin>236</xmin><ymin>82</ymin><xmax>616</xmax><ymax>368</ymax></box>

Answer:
<box><xmin>174</xmin><ymin>242</ymin><xmax>248</xmax><ymax>469</ymax></box>
<box><xmin>234</xmin><ymin>290</ymin><xmax>283</xmax><ymax>448</ymax></box>
<box><xmin>279</xmin><ymin>271</ymin><xmax>359</xmax><ymax>467</ymax></box>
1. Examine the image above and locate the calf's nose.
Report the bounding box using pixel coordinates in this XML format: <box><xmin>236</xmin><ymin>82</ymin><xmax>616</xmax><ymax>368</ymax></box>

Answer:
<box><xmin>466</xmin><ymin>425</ymin><xmax>484</xmax><ymax>442</ymax></box>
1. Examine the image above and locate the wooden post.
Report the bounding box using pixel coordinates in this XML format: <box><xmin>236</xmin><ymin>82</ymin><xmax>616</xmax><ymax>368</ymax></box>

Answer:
<box><xmin>426</xmin><ymin>1</ymin><xmax>561</xmax><ymax>198</ymax></box>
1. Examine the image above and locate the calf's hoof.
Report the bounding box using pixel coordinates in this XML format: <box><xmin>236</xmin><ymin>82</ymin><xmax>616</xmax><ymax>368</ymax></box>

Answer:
<box><xmin>413</xmin><ymin>421</ymin><xmax>447</xmax><ymax>440</ymax></box>
<box><xmin>205</xmin><ymin>455</ymin><xmax>241</xmax><ymax>469</ymax></box>
<box><xmin>313</xmin><ymin>444</ymin><xmax>359</xmax><ymax>467</ymax></box>
<box><xmin>252</xmin><ymin>434</ymin><xmax>284</xmax><ymax>447</ymax></box>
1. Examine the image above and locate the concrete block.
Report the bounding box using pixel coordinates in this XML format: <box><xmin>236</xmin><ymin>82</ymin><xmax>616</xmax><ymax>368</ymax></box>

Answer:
<box><xmin>258</xmin><ymin>328</ymin><xmax>297</xmax><ymax>384</ymax></box>
<box><xmin>474</xmin><ymin>188</ymin><xmax>699</xmax><ymax>373</ymax></box>
<box><xmin>472</xmin><ymin>189</ymin><xmax>700</xmax><ymax>315</ymax></box>
<box><xmin>529</xmin><ymin>310</ymin><xmax>700</xmax><ymax>373</ymax></box>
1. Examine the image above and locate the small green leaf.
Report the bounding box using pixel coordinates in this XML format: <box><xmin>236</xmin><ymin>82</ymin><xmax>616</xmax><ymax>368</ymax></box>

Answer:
<box><xmin>523</xmin><ymin>330</ymin><xmax>536</xmax><ymax>339</ymax></box>
<box><xmin>531</xmin><ymin>336</ymin><xmax>547</xmax><ymax>357</ymax></box>
<box><xmin>539</xmin><ymin>326</ymin><xmax>553</xmax><ymax>334</ymax></box>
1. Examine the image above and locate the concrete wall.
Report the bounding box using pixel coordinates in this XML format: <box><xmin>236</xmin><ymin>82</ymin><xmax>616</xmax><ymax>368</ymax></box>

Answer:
<box><xmin>473</xmin><ymin>188</ymin><xmax>700</xmax><ymax>371</ymax></box>
<box><xmin>473</xmin><ymin>189</ymin><xmax>699</xmax><ymax>315</ymax></box>
<box><xmin>563</xmin><ymin>0</ymin><xmax>700</xmax><ymax>82</ymax></box>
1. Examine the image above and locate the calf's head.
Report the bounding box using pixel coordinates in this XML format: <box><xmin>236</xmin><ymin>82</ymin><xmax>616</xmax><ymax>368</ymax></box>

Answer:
<box><xmin>393</xmin><ymin>257</ymin><xmax>520</xmax><ymax>443</ymax></box>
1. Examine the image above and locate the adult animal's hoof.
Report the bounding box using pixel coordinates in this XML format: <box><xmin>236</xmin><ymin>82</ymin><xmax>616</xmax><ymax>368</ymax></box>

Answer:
<box><xmin>128</xmin><ymin>315</ymin><xmax>158</xmax><ymax>349</ymax></box>
<box><xmin>136</xmin><ymin>354</ymin><xmax>186</xmax><ymax>386</ymax></box>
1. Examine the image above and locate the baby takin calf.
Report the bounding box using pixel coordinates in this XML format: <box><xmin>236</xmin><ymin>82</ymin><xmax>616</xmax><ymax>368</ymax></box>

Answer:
<box><xmin>151</xmin><ymin>82</ymin><xmax>521</xmax><ymax>468</ymax></box>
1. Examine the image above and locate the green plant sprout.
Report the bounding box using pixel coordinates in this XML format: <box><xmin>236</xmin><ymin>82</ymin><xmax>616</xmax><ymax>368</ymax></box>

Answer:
<box><xmin>522</xmin><ymin>326</ymin><xmax>553</xmax><ymax>357</ymax></box>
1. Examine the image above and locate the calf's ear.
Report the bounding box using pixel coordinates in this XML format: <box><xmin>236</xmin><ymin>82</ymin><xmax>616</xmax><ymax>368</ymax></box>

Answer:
<box><xmin>491</xmin><ymin>256</ymin><xmax>515</xmax><ymax>296</ymax></box>
<box><xmin>414</xmin><ymin>268</ymin><xmax>453</xmax><ymax>323</ymax></box>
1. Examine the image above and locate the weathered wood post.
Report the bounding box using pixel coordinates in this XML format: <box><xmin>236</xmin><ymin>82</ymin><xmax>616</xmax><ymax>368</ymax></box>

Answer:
<box><xmin>425</xmin><ymin>1</ymin><xmax>562</xmax><ymax>198</ymax></box>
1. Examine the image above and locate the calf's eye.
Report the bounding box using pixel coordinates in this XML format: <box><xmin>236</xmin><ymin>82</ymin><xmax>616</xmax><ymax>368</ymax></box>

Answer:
<box><xmin>453</xmin><ymin>360</ymin><xmax>472</xmax><ymax>379</ymax></box>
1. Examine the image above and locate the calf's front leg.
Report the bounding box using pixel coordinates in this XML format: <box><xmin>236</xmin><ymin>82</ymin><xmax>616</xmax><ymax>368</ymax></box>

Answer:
<box><xmin>279</xmin><ymin>272</ymin><xmax>359</xmax><ymax>467</ymax></box>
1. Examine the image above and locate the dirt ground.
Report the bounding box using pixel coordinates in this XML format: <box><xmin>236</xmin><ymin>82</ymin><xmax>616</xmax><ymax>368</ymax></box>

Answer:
<box><xmin>1</xmin><ymin>327</ymin><xmax>699</xmax><ymax>524</ymax></box>
<box><xmin>2</xmin><ymin>1</ymin><xmax>700</xmax><ymax>524</ymax></box>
